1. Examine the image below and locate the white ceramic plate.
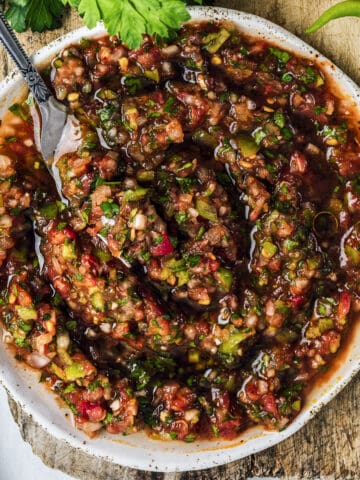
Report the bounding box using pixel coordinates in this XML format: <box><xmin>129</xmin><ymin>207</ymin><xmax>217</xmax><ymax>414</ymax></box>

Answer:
<box><xmin>0</xmin><ymin>6</ymin><xmax>359</xmax><ymax>473</ymax></box>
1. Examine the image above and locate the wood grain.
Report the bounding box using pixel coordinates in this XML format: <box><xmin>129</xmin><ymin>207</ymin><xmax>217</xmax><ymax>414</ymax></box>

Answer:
<box><xmin>1</xmin><ymin>1</ymin><xmax>360</xmax><ymax>478</ymax></box>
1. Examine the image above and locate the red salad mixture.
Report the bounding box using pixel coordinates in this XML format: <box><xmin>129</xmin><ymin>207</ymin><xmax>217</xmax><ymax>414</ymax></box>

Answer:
<box><xmin>0</xmin><ymin>20</ymin><xmax>359</xmax><ymax>441</ymax></box>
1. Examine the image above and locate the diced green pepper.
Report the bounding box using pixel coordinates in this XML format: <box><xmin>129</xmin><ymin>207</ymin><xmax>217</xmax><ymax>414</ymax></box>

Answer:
<box><xmin>219</xmin><ymin>328</ymin><xmax>255</xmax><ymax>355</ymax></box>
<box><xmin>123</xmin><ymin>188</ymin><xmax>149</xmax><ymax>202</ymax></box>
<box><xmin>274</xmin><ymin>111</ymin><xmax>286</xmax><ymax>128</ymax></box>
<box><xmin>192</xmin><ymin>129</ymin><xmax>218</xmax><ymax>148</ymax></box>
<box><xmin>57</xmin><ymin>349</ymin><xmax>73</xmax><ymax>367</ymax></box>
<box><xmin>306</xmin><ymin>257</ymin><xmax>320</xmax><ymax>270</ymax></box>
<box><xmin>177</xmin><ymin>270</ymin><xmax>189</xmax><ymax>287</ymax></box>
<box><xmin>203</xmin><ymin>28</ymin><xmax>231</xmax><ymax>53</ymax></box>
<box><xmin>100</xmin><ymin>200</ymin><xmax>120</xmax><ymax>218</ymax></box>
<box><xmin>18</xmin><ymin>320</ymin><xmax>33</xmax><ymax>333</ymax></box>
<box><xmin>144</xmin><ymin>69</ymin><xmax>160</xmax><ymax>82</ymax></box>
<box><xmin>15</xmin><ymin>306</ymin><xmax>37</xmax><ymax>321</ymax></box>
<box><xmin>305</xmin><ymin>325</ymin><xmax>321</xmax><ymax>339</ymax></box>
<box><xmin>90</xmin><ymin>291</ymin><xmax>105</xmax><ymax>312</ymax></box>
<box><xmin>216</xmin><ymin>267</ymin><xmax>233</xmax><ymax>292</ymax></box>
<box><xmin>39</xmin><ymin>202</ymin><xmax>58</xmax><ymax>219</ymax></box>
<box><xmin>94</xmin><ymin>247</ymin><xmax>112</xmax><ymax>263</ymax></box>
<box><xmin>318</xmin><ymin>317</ymin><xmax>334</xmax><ymax>333</ymax></box>
<box><xmin>165</xmin><ymin>258</ymin><xmax>186</xmax><ymax>272</ymax></box>
<box><xmin>64</xmin><ymin>362</ymin><xmax>85</xmax><ymax>381</ymax></box>
<box><xmin>236</xmin><ymin>134</ymin><xmax>260</xmax><ymax>157</ymax></box>
<box><xmin>252</xmin><ymin>127</ymin><xmax>267</xmax><ymax>145</ymax></box>
<box><xmin>284</xmin><ymin>239</ymin><xmax>299</xmax><ymax>251</ymax></box>
<box><xmin>269</xmin><ymin>47</ymin><xmax>292</xmax><ymax>63</ymax></box>
<box><xmin>62</xmin><ymin>242</ymin><xmax>77</xmax><ymax>261</ymax></box>
<box><xmin>63</xmin><ymin>383</ymin><xmax>76</xmax><ymax>394</ymax></box>
<box><xmin>292</xmin><ymin>399</ymin><xmax>301</xmax><ymax>411</ymax></box>
<box><xmin>188</xmin><ymin>349</ymin><xmax>200</xmax><ymax>363</ymax></box>
<box><xmin>225</xmin><ymin>374</ymin><xmax>236</xmax><ymax>391</ymax></box>
<box><xmin>345</xmin><ymin>245</ymin><xmax>360</xmax><ymax>265</ymax></box>
<box><xmin>50</xmin><ymin>363</ymin><xmax>67</xmax><ymax>381</ymax></box>
<box><xmin>136</xmin><ymin>170</ymin><xmax>155</xmax><ymax>182</ymax></box>
<box><xmin>261</xmin><ymin>241</ymin><xmax>278</xmax><ymax>259</ymax></box>
<box><xmin>196</xmin><ymin>197</ymin><xmax>218</xmax><ymax>222</ymax></box>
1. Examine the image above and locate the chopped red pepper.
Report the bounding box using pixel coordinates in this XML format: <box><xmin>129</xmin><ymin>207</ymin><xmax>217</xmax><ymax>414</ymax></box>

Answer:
<box><xmin>338</xmin><ymin>291</ymin><xmax>351</xmax><ymax>319</ymax></box>
<box><xmin>151</xmin><ymin>233</ymin><xmax>174</xmax><ymax>256</ymax></box>
<box><xmin>63</xmin><ymin>227</ymin><xmax>77</xmax><ymax>240</ymax></box>
<box><xmin>260</xmin><ymin>394</ymin><xmax>279</xmax><ymax>417</ymax></box>
<box><xmin>290</xmin><ymin>294</ymin><xmax>305</xmax><ymax>308</ymax></box>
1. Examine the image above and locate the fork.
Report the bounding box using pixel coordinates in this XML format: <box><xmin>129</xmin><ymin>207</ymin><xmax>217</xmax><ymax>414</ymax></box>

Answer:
<box><xmin>0</xmin><ymin>11</ymin><xmax>68</xmax><ymax>198</ymax></box>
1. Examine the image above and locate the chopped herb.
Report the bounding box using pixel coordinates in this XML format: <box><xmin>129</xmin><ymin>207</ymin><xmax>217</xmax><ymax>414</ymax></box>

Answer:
<box><xmin>269</xmin><ymin>47</ymin><xmax>292</xmax><ymax>63</ymax></box>
<box><xmin>9</xmin><ymin>103</ymin><xmax>29</xmax><ymax>121</ymax></box>
<box><xmin>274</xmin><ymin>111</ymin><xmax>286</xmax><ymax>128</ymax></box>
<box><xmin>281</xmin><ymin>72</ymin><xmax>293</xmax><ymax>82</ymax></box>
<box><xmin>164</xmin><ymin>96</ymin><xmax>176</xmax><ymax>115</ymax></box>
<box><xmin>65</xmin><ymin>320</ymin><xmax>77</xmax><ymax>331</ymax></box>
<box><xmin>100</xmin><ymin>200</ymin><xmax>120</xmax><ymax>218</ymax></box>
<box><xmin>123</xmin><ymin>75</ymin><xmax>142</xmax><ymax>94</ymax></box>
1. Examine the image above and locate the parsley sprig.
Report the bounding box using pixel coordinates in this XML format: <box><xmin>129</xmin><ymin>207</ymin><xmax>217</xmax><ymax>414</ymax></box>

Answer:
<box><xmin>5</xmin><ymin>0</ymin><xmax>204</xmax><ymax>49</ymax></box>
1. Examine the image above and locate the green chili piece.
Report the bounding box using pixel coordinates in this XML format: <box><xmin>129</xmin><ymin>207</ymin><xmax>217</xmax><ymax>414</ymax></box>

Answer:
<box><xmin>261</xmin><ymin>241</ymin><xmax>278</xmax><ymax>259</ymax></box>
<box><xmin>305</xmin><ymin>325</ymin><xmax>321</xmax><ymax>339</ymax></box>
<box><xmin>344</xmin><ymin>245</ymin><xmax>360</xmax><ymax>265</ymax></box>
<box><xmin>216</xmin><ymin>267</ymin><xmax>233</xmax><ymax>292</ymax></box>
<box><xmin>202</xmin><ymin>28</ymin><xmax>231</xmax><ymax>53</ymax></box>
<box><xmin>18</xmin><ymin>320</ymin><xmax>33</xmax><ymax>333</ymax></box>
<box><xmin>219</xmin><ymin>328</ymin><xmax>255</xmax><ymax>355</ymax></box>
<box><xmin>64</xmin><ymin>363</ymin><xmax>85</xmax><ymax>381</ymax></box>
<box><xmin>136</xmin><ymin>170</ymin><xmax>155</xmax><ymax>182</ymax></box>
<box><xmin>39</xmin><ymin>202</ymin><xmax>58</xmax><ymax>219</ymax></box>
<box><xmin>177</xmin><ymin>270</ymin><xmax>189</xmax><ymax>287</ymax></box>
<box><xmin>90</xmin><ymin>291</ymin><xmax>105</xmax><ymax>312</ymax></box>
<box><xmin>50</xmin><ymin>363</ymin><xmax>67</xmax><ymax>381</ymax></box>
<box><xmin>15</xmin><ymin>306</ymin><xmax>37</xmax><ymax>321</ymax></box>
<box><xmin>292</xmin><ymin>400</ymin><xmax>301</xmax><ymax>411</ymax></box>
<box><xmin>165</xmin><ymin>258</ymin><xmax>186</xmax><ymax>273</ymax></box>
<box><xmin>192</xmin><ymin>129</ymin><xmax>218</xmax><ymax>148</ymax></box>
<box><xmin>318</xmin><ymin>318</ymin><xmax>334</xmax><ymax>333</ymax></box>
<box><xmin>144</xmin><ymin>69</ymin><xmax>160</xmax><ymax>82</ymax></box>
<box><xmin>62</xmin><ymin>242</ymin><xmax>77</xmax><ymax>261</ymax></box>
<box><xmin>196</xmin><ymin>197</ymin><xmax>218</xmax><ymax>222</ymax></box>
<box><xmin>123</xmin><ymin>188</ymin><xmax>149</xmax><ymax>202</ymax></box>
<box><xmin>188</xmin><ymin>349</ymin><xmax>200</xmax><ymax>363</ymax></box>
<box><xmin>94</xmin><ymin>247</ymin><xmax>113</xmax><ymax>263</ymax></box>
<box><xmin>195</xmin><ymin>225</ymin><xmax>206</xmax><ymax>240</ymax></box>
<box><xmin>268</xmin><ymin>47</ymin><xmax>292</xmax><ymax>63</ymax></box>
<box><xmin>235</xmin><ymin>134</ymin><xmax>260</xmax><ymax>157</ymax></box>
<box><xmin>306</xmin><ymin>1</ymin><xmax>360</xmax><ymax>33</ymax></box>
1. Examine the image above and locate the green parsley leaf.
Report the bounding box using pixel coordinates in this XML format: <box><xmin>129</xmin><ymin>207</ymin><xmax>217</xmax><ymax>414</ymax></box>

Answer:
<box><xmin>9</xmin><ymin>102</ymin><xmax>29</xmax><ymax>121</ymax></box>
<box><xmin>63</xmin><ymin>0</ymin><xmax>191</xmax><ymax>49</ymax></box>
<box><xmin>6</xmin><ymin>0</ymin><xmax>29</xmax><ymax>32</ymax></box>
<box><xmin>274</xmin><ymin>111</ymin><xmax>286</xmax><ymax>129</ymax></box>
<box><xmin>269</xmin><ymin>46</ymin><xmax>292</xmax><ymax>63</ymax></box>
<box><xmin>100</xmin><ymin>200</ymin><xmax>120</xmax><ymax>218</ymax></box>
<box><xmin>7</xmin><ymin>0</ymin><xmax>65</xmax><ymax>32</ymax></box>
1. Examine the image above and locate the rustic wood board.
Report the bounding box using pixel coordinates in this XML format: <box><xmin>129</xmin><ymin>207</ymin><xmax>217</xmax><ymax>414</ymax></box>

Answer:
<box><xmin>1</xmin><ymin>1</ymin><xmax>359</xmax><ymax>478</ymax></box>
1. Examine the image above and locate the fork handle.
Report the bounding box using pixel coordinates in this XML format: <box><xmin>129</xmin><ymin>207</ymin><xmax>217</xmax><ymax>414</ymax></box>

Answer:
<box><xmin>0</xmin><ymin>11</ymin><xmax>51</xmax><ymax>104</ymax></box>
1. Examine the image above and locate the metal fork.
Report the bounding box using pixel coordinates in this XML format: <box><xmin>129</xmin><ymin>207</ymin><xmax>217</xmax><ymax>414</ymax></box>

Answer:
<box><xmin>0</xmin><ymin>11</ymin><xmax>68</xmax><ymax>178</ymax></box>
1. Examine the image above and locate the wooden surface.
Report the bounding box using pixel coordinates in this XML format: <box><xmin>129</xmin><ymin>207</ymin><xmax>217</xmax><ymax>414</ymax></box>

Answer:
<box><xmin>1</xmin><ymin>1</ymin><xmax>359</xmax><ymax>478</ymax></box>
